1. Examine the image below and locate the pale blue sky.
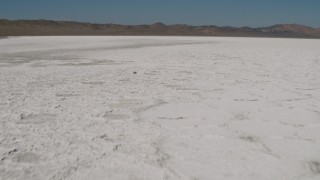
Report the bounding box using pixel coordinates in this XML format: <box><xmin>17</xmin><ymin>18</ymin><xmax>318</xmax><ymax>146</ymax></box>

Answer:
<box><xmin>1</xmin><ymin>0</ymin><xmax>319</xmax><ymax>27</ymax></box>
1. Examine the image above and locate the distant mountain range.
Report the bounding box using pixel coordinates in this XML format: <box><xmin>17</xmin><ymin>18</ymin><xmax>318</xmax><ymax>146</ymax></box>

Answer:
<box><xmin>1</xmin><ymin>19</ymin><xmax>320</xmax><ymax>38</ymax></box>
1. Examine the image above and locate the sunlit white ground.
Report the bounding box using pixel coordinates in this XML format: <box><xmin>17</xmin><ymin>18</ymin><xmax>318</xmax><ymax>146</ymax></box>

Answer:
<box><xmin>0</xmin><ymin>36</ymin><xmax>320</xmax><ymax>180</ymax></box>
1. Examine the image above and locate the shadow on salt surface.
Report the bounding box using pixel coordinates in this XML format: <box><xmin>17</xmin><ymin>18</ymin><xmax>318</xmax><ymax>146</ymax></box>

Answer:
<box><xmin>0</xmin><ymin>50</ymin><xmax>132</xmax><ymax>67</ymax></box>
<box><xmin>13</xmin><ymin>152</ymin><xmax>40</xmax><ymax>163</ymax></box>
<box><xmin>0</xmin><ymin>51</ymin><xmax>78</xmax><ymax>64</ymax></box>
<box><xmin>54</xmin><ymin>59</ymin><xmax>132</xmax><ymax>66</ymax></box>
<box><xmin>307</xmin><ymin>161</ymin><xmax>320</xmax><ymax>175</ymax></box>
<box><xmin>55</xmin><ymin>93</ymin><xmax>81</xmax><ymax>97</ymax></box>
<box><xmin>109</xmin><ymin>99</ymin><xmax>144</xmax><ymax>109</ymax></box>
<box><xmin>103</xmin><ymin>112</ymin><xmax>129</xmax><ymax>120</ymax></box>
<box><xmin>82</xmin><ymin>81</ymin><xmax>105</xmax><ymax>85</ymax></box>
<box><xmin>79</xmin><ymin>39</ymin><xmax>213</xmax><ymax>52</ymax></box>
<box><xmin>18</xmin><ymin>113</ymin><xmax>57</xmax><ymax>125</ymax></box>
<box><xmin>0</xmin><ymin>38</ymin><xmax>213</xmax><ymax>67</ymax></box>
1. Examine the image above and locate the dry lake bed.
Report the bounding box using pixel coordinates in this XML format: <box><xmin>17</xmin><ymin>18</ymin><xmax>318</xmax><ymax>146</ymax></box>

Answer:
<box><xmin>0</xmin><ymin>36</ymin><xmax>320</xmax><ymax>180</ymax></box>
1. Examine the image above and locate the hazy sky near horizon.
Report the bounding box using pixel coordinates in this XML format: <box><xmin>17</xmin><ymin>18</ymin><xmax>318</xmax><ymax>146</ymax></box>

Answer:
<box><xmin>1</xmin><ymin>0</ymin><xmax>319</xmax><ymax>27</ymax></box>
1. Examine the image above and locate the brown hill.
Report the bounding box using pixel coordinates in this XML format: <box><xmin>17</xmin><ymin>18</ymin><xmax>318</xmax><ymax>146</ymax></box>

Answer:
<box><xmin>0</xmin><ymin>19</ymin><xmax>319</xmax><ymax>38</ymax></box>
<box><xmin>258</xmin><ymin>24</ymin><xmax>320</xmax><ymax>37</ymax></box>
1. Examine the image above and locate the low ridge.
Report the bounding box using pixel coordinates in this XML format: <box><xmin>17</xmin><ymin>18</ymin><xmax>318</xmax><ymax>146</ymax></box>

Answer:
<box><xmin>0</xmin><ymin>19</ymin><xmax>319</xmax><ymax>38</ymax></box>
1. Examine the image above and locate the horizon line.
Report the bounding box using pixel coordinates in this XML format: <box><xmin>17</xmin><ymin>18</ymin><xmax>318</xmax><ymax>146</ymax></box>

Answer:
<box><xmin>1</xmin><ymin>18</ymin><xmax>319</xmax><ymax>29</ymax></box>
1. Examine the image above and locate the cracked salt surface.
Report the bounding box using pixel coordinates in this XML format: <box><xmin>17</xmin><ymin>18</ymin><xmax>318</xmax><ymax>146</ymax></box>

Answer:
<box><xmin>0</xmin><ymin>36</ymin><xmax>320</xmax><ymax>180</ymax></box>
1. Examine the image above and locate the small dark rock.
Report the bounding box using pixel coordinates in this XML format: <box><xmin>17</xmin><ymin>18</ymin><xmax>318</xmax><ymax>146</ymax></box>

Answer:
<box><xmin>8</xmin><ymin>148</ymin><xmax>18</xmax><ymax>155</ymax></box>
<box><xmin>99</xmin><ymin>134</ymin><xmax>107</xmax><ymax>139</ymax></box>
<box><xmin>113</xmin><ymin>144</ymin><xmax>122</xmax><ymax>151</ymax></box>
